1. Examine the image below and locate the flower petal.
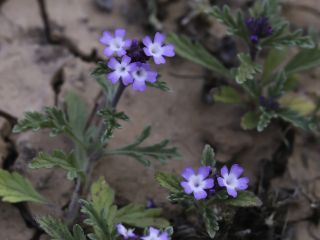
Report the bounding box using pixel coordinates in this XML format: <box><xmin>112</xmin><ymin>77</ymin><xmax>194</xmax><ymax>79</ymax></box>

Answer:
<box><xmin>143</xmin><ymin>36</ymin><xmax>152</xmax><ymax>47</ymax></box>
<box><xmin>203</xmin><ymin>178</ymin><xmax>214</xmax><ymax>189</ymax></box>
<box><xmin>99</xmin><ymin>31</ymin><xmax>112</xmax><ymax>45</ymax></box>
<box><xmin>198</xmin><ymin>166</ymin><xmax>211</xmax><ymax>179</ymax></box>
<box><xmin>143</xmin><ymin>47</ymin><xmax>152</xmax><ymax>57</ymax></box>
<box><xmin>107</xmin><ymin>58</ymin><xmax>119</xmax><ymax>69</ymax></box>
<box><xmin>181</xmin><ymin>181</ymin><xmax>193</xmax><ymax>194</ymax></box>
<box><xmin>103</xmin><ymin>47</ymin><xmax>114</xmax><ymax>57</ymax></box>
<box><xmin>230</xmin><ymin>164</ymin><xmax>244</xmax><ymax>178</ymax></box>
<box><xmin>147</xmin><ymin>71</ymin><xmax>158</xmax><ymax>83</ymax></box>
<box><xmin>115</xmin><ymin>28</ymin><xmax>126</xmax><ymax>38</ymax></box>
<box><xmin>149</xmin><ymin>227</ymin><xmax>160</xmax><ymax>236</ymax></box>
<box><xmin>220</xmin><ymin>166</ymin><xmax>229</xmax><ymax>178</ymax></box>
<box><xmin>107</xmin><ymin>72</ymin><xmax>120</xmax><ymax>84</ymax></box>
<box><xmin>163</xmin><ymin>44</ymin><xmax>175</xmax><ymax>57</ymax></box>
<box><xmin>217</xmin><ymin>177</ymin><xmax>225</xmax><ymax>187</ymax></box>
<box><xmin>227</xmin><ymin>187</ymin><xmax>238</xmax><ymax>198</ymax></box>
<box><xmin>122</xmin><ymin>74</ymin><xmax>133</xmax><ymax>86</ymax></box>
<box><xmin>116</xmin><ymin>224</ymin><xmax>126</xmax><ymax>236</ymax></box>
<box><xmin>182</xmin><ymin>167</ymin><xmax>195</xmax><ymax>180</ymax></box>
<box><xmin>154</xmin><ymin>32</ymin><xmax>165</xmax><ymax>44</ymax></box>
<box><xmin>153</xmin><ymin>55</ymin><xmax>166</xmax><ymax>64</ymax></box>
<box><xmin>124</xmin><ymin>39</ymin><xmax>132</xmax><ymax>48</ymax></box>
<box><xmin>159</xmin><ymin>232</ymin><xmax>169</xmax><ymax>240</ymax></box>
<box><xmin>194</xmin><ymin>189</ymin><xmax>207</xmax><ymax>200</ymax></box>
<box><xmin>237</xmin><ymin>177</ymin><xmax>249</xmax><ymax>190</ymax></box>
<box><xmin>121</xmin><ymin>55</ymin><xmax>132</xmax><ymax>66</ymax></box>
<box><xmin>132</xmin><ymin>79</ymin><xmax>146</xmax><ymax>92</ymax></box>
<box><xmin>117</xmin><ymin>49</ymin><xmax>126</xmax><ymax>57</ymax></box>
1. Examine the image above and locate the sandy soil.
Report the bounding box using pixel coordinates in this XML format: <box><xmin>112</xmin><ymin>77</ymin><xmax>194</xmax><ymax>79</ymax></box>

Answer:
<box><xmin>0</xmin><ymin>0</ymin><xmax>319</xmax><ymax>239</ymax></box>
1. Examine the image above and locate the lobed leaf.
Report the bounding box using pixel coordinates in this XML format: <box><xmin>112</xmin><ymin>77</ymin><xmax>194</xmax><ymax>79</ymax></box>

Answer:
<box><xmin>224</xmin><ymin>191</ymin><xmax>262</xmax><ymax>207</ymax></box>
<box><xmin>201</xmin><ymin>144</ymin><xmax>216</xmax><ymax>168</ymax></box>
<box><xmin>241</xmin><ymin>111</ymin><xmax>260</xmax><ymax>130</ymax></box>
<box><xmin>285</xmin><ymin>48</ymin><xmax>320</xmax><ymax>74</ymax></box>
<box><xmin>167</xmin><ymin>34</ymin><xmax>231</xmax><ymax>78</ymax></box>
<box><xmin>203</xmin><ymin>207</ymin><xmax>219</xmax><ymax>239</ymax></box>
<box><xmin>213</xmin><ymin>86</ymin><xmax>243</xmax><ymax>104</ymax></box>
<box><xmin>155</xmin><ymin>172</ymin><xmax>182</xmax><ymax>193</ymax></box>
<box><xmin>235</xmin><ymin>53</ymin><xmax>262</xmax><ymax>84</ymax></box>
<box><xmin>0</xmin><ymin>169</ymin><xmax>47</xmax><ymax>204</ymax></box>
<box><xmin>104</xmin><ymin>126</ymin><xmax>180</xmax><ymax>166</ymax></box>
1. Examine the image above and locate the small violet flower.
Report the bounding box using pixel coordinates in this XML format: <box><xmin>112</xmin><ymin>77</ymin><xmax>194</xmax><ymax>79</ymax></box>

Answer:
<box><xmin>217</xmin><ymin>164</ymin><xmax>249</xmax><ymax>198</ymax></box>
<box><xmin>143</xmin><ymin>32</ymin><xmax>175</xmax><ymax>64</ymax></box>
<box><xmin>107</xmin><ymin>56</ymin><xmax>135</xmax><ymax>85</ymax></box>
<box><xmin>180</xmin><ymin>166</ymin><xmax>214</xmax><ymax>200</ymax></box>
<box><xmin>117</xmin><ymin>224</ymin><xmax>136</xmax><ymax>239</ymax></box>
<box><xmin>100</xmin><ymin>28</ymin><xmax>132</xmax><ymax>57</ymax></box>
<box><xmin>127</xmin><ymin>39</ymin><xmax>150</xmax><ymax>63</ymax></box>
<box><xmin>141</xmin><ymin>227</ymin><xmax>168</xmax><ymax>240</ymax></box>
<box><xmin>259</xmin><ymin>96</ymin><xmax>279</xmax><ymax>110</ymax></box>
<box><xmin>245</xmin><ymin>17</ymin><xmax>273</xmax><ymax>44</ymax></box>
<box><xmin>131</xmin><ymin>63</ymin><xmax>157</xmax><ymax>92</ymax></box>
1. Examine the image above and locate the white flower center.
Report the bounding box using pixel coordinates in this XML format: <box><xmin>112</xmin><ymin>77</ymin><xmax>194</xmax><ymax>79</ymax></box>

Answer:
<box><xmin>132</xmin><ymin>68</ymin><xmax>147</xmax><ymax>81</ymax></box>
<box><xmin>110</xmin><ymin>38</ymin><xmax>124</xmax><ymax>50</ymax></box>
<box><xmin>189</xmin><ymin>175</ymin><xmax>204</xmax><ymax>191</ymax></box>
<box><xmin>225</xmin><ymin>174</ymin><xmax>238</xmax><ymax>188</ymax></box>
<box><xmin>149</xmin><ymin>43</ymin><xmax>163</xmax><ymax>56</ymax></box>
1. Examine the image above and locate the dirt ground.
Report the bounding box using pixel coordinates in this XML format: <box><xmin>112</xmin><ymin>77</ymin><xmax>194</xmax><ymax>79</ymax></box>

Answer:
<box><xmin>0</xmin><ymin>0</ymin><xmax>320</xmax><ymax>239</ymax></box>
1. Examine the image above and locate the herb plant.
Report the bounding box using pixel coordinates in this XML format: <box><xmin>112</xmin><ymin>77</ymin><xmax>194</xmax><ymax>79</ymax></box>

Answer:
<box><xmin>0</xmin><ymin>29</ymin><xmax>179</xmax><ymax>239</ymax></box>
<box><xmin>169</xmin><ymin>0</ymin><xmax>320</xmax><ymax>132</ymax></box>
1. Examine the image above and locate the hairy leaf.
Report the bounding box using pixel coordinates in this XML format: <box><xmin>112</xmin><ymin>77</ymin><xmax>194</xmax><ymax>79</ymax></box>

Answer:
<box><xmin>201</xmin><ymin>144</ymin><xmax>216</xmax><ymax>168</ymax></box>
<box><xmin>224</xmin><ymin>191</ymin><xmax>262</xmax><ymax>207</ymax></box>
<box><xmin>210</xmin><ymin>6</ymin><xmax>248</xmax><ymax>41</ymax></box>
<box><xmin>235</xmin><ymin>53</ymin><xmax>262</xmax><ymax>84</ymax></box>
<box><xmin>285</xmin><ymin>48</ymin><xmax>320</xmax><ymax>74</ymax></box>
<box><xmin>104</xmin><ymin>126</ymin><xmax>180</xmax><ymax>166</ymax></box>
<box><xmin>115</xmin><ymin>203</ymin><xmax>169</xmax><ymax>228</ymax></box>
<box><xmin>213</xmin><ymin>86</ymin><xmax>243</xmax><ymax>104</ymax></box>
<box><xmin>167</xmin><ymin>34</ymin><xmax>231</xmax><ymax>78</ymax></box>
<box><xmin>38</xmin><ymin>216</ymin><xmax>86</xmax><ymax>240</ymax></box>
<box><xmin>257</xmin><ymin>110</ymin><xmax>275</xmax><ymax>132</ymax></box>
<box><xmin>279</xmin><ymin>94</ymin><xmax>316</xmax><ymax>116</ymax></box>
<box><xmin>277</xmin><ymin>109</ymin><xmax>311</xmax><ymax>131</ymax></box>
<box><xmin>241</xmin><ymin>111</ymin><xmax>260</xmax><ymax>130</ymax></box>
<box><xmin>155</xmin><ymin>172</ymin><xmax>182</xmax><ymax>193</ymax></box>
<box><xmin>203</xmin><ymin>207</ymin><xmax>219</xmax><ymax>239</ymax></box>
<box><xmin>29</xmin><ymin>150</ymin><xmax>80</xmax><ymax>180</ymax></box>
<box><xmin>98</xmin><ymin>108</ymin><xmax>129</xmax><ymax>143</ymax></box>
<box><xmin>262</xmin><ymin>48</ymin><xmax>288</xmax><ymax>82</ymax></box>
<box><xmin>0</xmin><ymin>170</ymin><xmax>47</xmax><ymax>204</ymax></box>
<box><xmin>12</xmin><ymin>112</ymin><xmax>51</xmax><ymax>133</ymax></box>
<box><xmin>146</xmin><ymin>80</ymin><xmax>171</xmax><ymax>92</ymax></box>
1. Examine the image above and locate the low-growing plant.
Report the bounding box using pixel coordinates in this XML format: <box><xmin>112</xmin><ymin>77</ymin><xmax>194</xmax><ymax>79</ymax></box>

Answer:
<box><xmin>156</xmin><ymin>145</ymin><xmax>261</xmax><ymax>239</ymax></box>
<box><xmin>169</xmin><ymin>0</ymin><xmax>320</xmax><ymax>132</ymax></box>
<box><xmin>0</xmin><ymin>29</ymin><xmax>180</xmax><ymax>239</ymax></box>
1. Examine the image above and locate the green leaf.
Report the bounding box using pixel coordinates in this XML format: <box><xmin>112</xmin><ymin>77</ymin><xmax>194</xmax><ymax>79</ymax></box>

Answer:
<box><xmin>224</xmin><ymin>191</ymin><xmax>262</xmax><ymax>207</ymax></box>
<box><xmin>167</xmin><ymin>34</ymin><xmax>231</xmax><ymax>78</ymax></box>
<box><xmin>81</xmin><ymin>178</ymin><xmax>117</xmax><ymax>240</ymax></box>
<box><xmin>98</xmin><ymin>108</ymin><xmax>129</xmax><ymax>143</ymax></box>
<box><xmin>203</xmin><ymin>207</ymin><xmax>219</xmax><ymax>239</ymax></box>
<box><xmin>285</xmin><ymin>48</ymin><xmax>320</xmax><ymax>74</ymax></box>
<box><xmin>277</xmin><ymin>109</ymin><xmax>311</xmax><ymax>131</ymax></box>
<box><xmin>115</xmin><ymin>203</ymin><xmax>169</xmax><ymax>228</ymax></box>
<box><xmin>146</xmin><ymin>80</ymin><xmax>171</xmax><ymax>92</ymax></box>
<box><xmin>279</xmin><ymin>94</ymin><xmax>316</xmax><ymax>116</ymax></box>
<box><xmin>201</xmin><ymin>144</ymin><xmax>216</xmax><ymax>168</ymax></box>
<box><xmin>12</xmin><ymin>111</ymin><xmax>51</xmax><ymax>133</ymax></box>
<box><xmin>241</xmin><ymin>111</ymin><xmax>260</xmax><ymax>130</ymax></box>
<box><xmin>38</xmin><ymin>216</ymin><xmax>86</xmax><ymax>240</ymax></box>
<box><xmin>210</xmin><ymin>6</ymin><xmax>248</xmax><ymax>41</ymax></box>
<box><xmin>213</xmin><ymin>86</ymin><xmax>243</xmax><ymax>104</ymax></box>
<box><xmin>235</xmin><ymin>53</ymin><xmax>262</xmax><ymax>84</ymax></box>
<box><xmin>262</xmin><ymin>48</ymin><xmax>288</xmax><ymax>82</ymax></box>
<box><xmin>104</xmin><ymin>126</ymin><xmax>180</xmax><ymax>166</ymax></box>
<box><xmin>155</xmin><ymin>172</ymin><xmax>182</xmax><ymax>193</ymax></box>
<box><xmin>257</xmin><ymin>109</ymin><xmax>275</xmax><ymax>132</ymax></box>
<box><xmin>0</xmin><ymin>170</ymin><xmax>47</xmax><ymax>204</ymax></box>
<box><xmin>29</xmin><ymin>150</ymin><xmax>80</xmax><ymax>180</ymax></box>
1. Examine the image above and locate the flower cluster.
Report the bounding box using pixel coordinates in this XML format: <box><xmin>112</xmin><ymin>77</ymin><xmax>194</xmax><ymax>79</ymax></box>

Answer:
<box><xmin>117</xmin><ymin>225</ymin><xmax>168</xmax><ymax>240</ymax></box>
<box><xmin>245</xmin><ymin>17</ymin><xmax>273</xmax><ymax>44</ymax></box>
<box><xmin>100</xmin><ymin>29</ymin><xmax>175</xmax><ymax>92</ymax></box>
<box><xmin>181</xmin><ymin>164</ymin><xmax>249</xmax><ymax>200</ymax></box>
<box><xmin>259</xmin><ymin>96</ymin><xmax>279</xmax><ymax>110</ymax></box>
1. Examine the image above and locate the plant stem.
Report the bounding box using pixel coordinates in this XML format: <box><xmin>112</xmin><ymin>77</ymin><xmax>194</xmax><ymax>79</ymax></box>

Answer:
<box><xmin>65</xmin><ymin>81</ymin><xmax>127</xmax><ymax>226</ymax></box>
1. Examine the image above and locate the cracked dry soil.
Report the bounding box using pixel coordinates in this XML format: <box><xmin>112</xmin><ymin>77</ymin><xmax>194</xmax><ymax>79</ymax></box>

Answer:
<box><xmin>0</xmin><ymin>0</ymin><xmax>320</xmax><ymax>239</ymax></box>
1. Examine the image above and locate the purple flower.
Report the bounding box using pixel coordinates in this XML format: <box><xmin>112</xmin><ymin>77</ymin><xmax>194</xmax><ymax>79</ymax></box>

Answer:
<box><xmin>217</xmin><ymin>164</ymin><xmax>249</xmax><ymax>198</ymax></box>
<box><xmin>117</xmin><ymin>224</ymin><xmax>136</xmax><ymax>239</ymax></box>
<box><xmin>131</xmin><ymin>62</ymin><xmax>157</xmax><ymax>92</ymax></box>
<box><xmin>107</xmin><ymin>56</ymin><xmax>135</xmax><ymax>85</ymax></box>
<box><xmin>259</xmin><ymin>96</ymin><xmax>279</xmax><ymax>110</ymax></box>
<box><xmin>141</xmin><ymin>227</ymin><xmax>168</xmax><ymax>240</ymax></box>
<box><xmin>180</xmin><ymin>166</ymin><xmax>214</xmax><ymax>200</ymax></box>
<box><xmin>100</xmin><ymin>28</ymin><xmax>132</xmax><ymax>57</ymax></box>
<box><xmin>143</xmin><ymin>32</ymin><xmax>175</xmax><ymax>64</ymax></box>
<box><xmin>245</xmin><ymin>17</ymin><xmax>273</xmax><ymax>44</ymax></box>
